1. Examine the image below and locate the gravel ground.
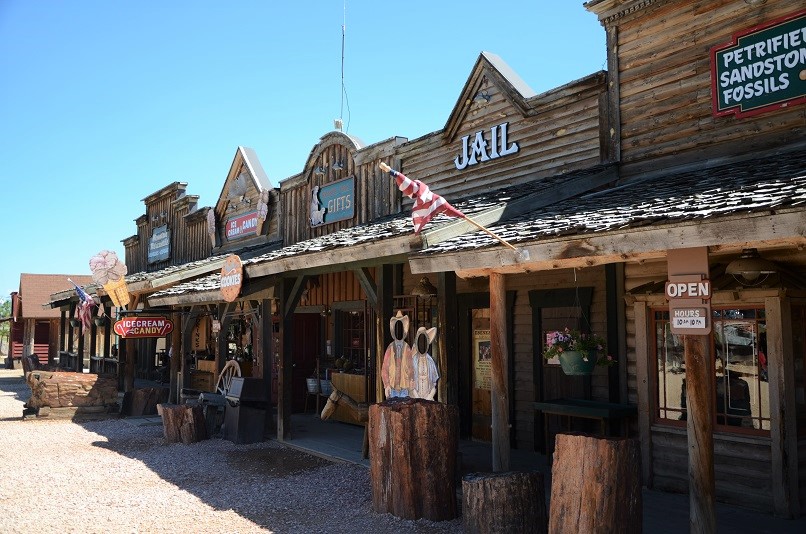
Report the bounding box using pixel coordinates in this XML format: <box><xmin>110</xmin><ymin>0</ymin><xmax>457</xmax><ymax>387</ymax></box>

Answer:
<box><xmin>0</xmin><ymin>369</ymin><xmax>462</xmax><ymax>533</ymax></box>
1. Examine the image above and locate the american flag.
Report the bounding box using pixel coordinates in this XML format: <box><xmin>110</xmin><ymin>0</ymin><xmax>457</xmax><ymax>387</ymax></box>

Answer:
<box><xmin>68</xmin><ymin>278</ymin><xmax>95</xmax><ymax>330</ymax></box>
<box><xmin>383</xmin><ymin>165</ymin><xmax>466</xmax><ymax>233</ymax></box>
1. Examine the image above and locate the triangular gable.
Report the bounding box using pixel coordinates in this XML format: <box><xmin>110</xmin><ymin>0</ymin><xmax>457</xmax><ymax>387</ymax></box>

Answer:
<box><xmin>19</xmin><ymin>273</ymin><xmax>93</xmax><ymax>319</ymax></box>
<box><xmin>443</xmin><ymin>51</ymin><xmax>537</xmax><ymax>142</ymax></box>
<box><xmin>213</xmin><ymin>147</ymin><xmax>274</xmax><ymax>247</ymax></box>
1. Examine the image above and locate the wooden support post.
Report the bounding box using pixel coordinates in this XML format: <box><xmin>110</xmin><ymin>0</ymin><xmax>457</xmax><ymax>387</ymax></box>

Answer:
<box><xmin>67</xmin><ymin>303</ymin><xmax>75</xmax><ymax>353</ymax></box>
<box><xmin>76</xmin><ymin>323</ymin><xmax>85</xmax><ymax>372</ymax></box>
<box><xmin>437</xmin><ymin>271</ymin><xmax>458</xmax><ymax>405</ymax></box>
<box><xmin>489</xmin><ymin>272</ymin><xmax>509</xmax><ymax>471</ymax></box>
<box><xmin>463</xmin><ymin>471</ymin><xmax>547</xmax><ymax>534</ymax></box>
<box><xmin>684</xmin><ymin>334</ymin><xmax>715</xmax><ymax>534</ymax></box>
<box><xmin>369</xmin><ymin>399</ymin><xmax>458</xmax><ymax>521</ymax></box>
<box><xmin>549</xmin><ymin>434</ymin><xmax>641</xmax><ymax>533</ymax></box>
<box><xmin>59</xmin><ymin>309</ymin><xmax>66</xmax><ymax>352</ymax></box>
<box><xmin>123</xmin><ymin>295</ymin><xmax>140</xmax><ymax>392</ymax></box>
<box><xmin>169</xmin><ymin>310</ymin><xmax>181</xmax><ymax>403</ymax></box>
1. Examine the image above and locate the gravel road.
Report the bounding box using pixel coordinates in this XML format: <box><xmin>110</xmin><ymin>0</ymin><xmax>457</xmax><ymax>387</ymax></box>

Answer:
<box><xmin>0</xmin><ymin>369</ymin><xmax>462</xmax><ymax>533</ymax></box>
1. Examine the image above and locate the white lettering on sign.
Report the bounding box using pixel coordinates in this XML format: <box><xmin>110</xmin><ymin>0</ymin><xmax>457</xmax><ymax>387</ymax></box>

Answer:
<box><xmin>665</xmin><ymin>280</ymin><xmax>711</xmax><ymax>299</ymax></box>
<box><xmin>672</xmin><ymin>315</ymin><xmax>707</xmax><ymax>330</ymax></box>
<box><xmin>454</xmin><ymin>122</ymin><xmax>519</xmax><ymax>170</ymax></box>
<box><xmin>220</xmin><ymin>273</ymin><xmax>241</xmax><ymax>288</ymax></box>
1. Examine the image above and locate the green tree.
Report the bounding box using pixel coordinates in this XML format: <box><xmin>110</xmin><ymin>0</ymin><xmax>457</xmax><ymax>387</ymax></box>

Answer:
<box><xmin>0</xmin><ymin>297</ymin><xmax>10</xmax><ymax>356</ymax></box>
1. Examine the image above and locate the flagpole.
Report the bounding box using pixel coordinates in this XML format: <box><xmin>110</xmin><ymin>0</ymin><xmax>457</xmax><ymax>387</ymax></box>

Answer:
<box><xmin>379</xmin><ymin>162</ymin><xmax>518</xmax><ymax>251</ymax></box>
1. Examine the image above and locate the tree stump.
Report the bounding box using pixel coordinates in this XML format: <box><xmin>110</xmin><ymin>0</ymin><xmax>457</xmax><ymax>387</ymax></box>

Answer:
<box><xmin>369</xmin><ymin>398</ymin><xmax>458</xmax><ymax>521</ymax></box>
<box><xmin>549</xmin><ymin>433</ymin><xmax>642</xmax><ymax>534</ymax></box>
<box><xmin>462</xmin><ymin>471</ymin><xmax>547</xmax><ymax>534</ymax></box>
<box><xmin>122</xmin><ymin>387</ymin><xmax>169</xmax><ymax>416</ymax></box>
<box><xmin>158</xmin><ymin>404</ymin><xmax>208</xmax><ymax>444</ymax></box>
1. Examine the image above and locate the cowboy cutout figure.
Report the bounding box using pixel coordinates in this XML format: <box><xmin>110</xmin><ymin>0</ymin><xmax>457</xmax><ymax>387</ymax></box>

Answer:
<box><xmin>381</xmin><ymin>311</ymin><xmax>413</xmax><ymax>399</ymax></box>
<box><xmin>410</xmin><ymin>326</ymin><xmax>439</xmax><ymax>401</ymax></box>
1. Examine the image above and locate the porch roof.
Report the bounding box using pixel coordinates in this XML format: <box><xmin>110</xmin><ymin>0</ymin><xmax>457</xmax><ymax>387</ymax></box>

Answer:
<box><xmin>409</xmin><ymin>144</ymin><xmax>806</xmax><ymax>276</ymax></box>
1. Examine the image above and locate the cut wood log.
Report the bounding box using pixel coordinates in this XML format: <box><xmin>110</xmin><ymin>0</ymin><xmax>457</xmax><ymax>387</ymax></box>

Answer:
<box><xmin>158</xmin><ymin>403</ymin><xmax>208</xmax><ymax>444</ymax></box>
<box><xmin>122</xmin><ymin>387</ymin><xmax>169</xmax><ymax>416</ymax></box>
<box><xmin>369</xmin><ymin>398</ymin><xmax>458</xmax><ymax>521</ymax></box>
<box><xmin>462</xmin><ymin>471</ymin><xmax>547</xmax><ymax>534</ymax></box>
<box><xmin>549</xmin><ymin>433</ymin><xmax>642</xmax><ymax>534</ymax></box>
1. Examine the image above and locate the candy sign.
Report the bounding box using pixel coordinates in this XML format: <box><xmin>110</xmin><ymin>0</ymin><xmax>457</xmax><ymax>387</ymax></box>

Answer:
<box><xmin>114</xmin><ymin>316</ymin><xmax>174</xmax><ymax>338</ymax></box>
<box><xmin>225</xmin><ymin>211</ymin><xmax>259</xmax><ymax>240</ymax></box>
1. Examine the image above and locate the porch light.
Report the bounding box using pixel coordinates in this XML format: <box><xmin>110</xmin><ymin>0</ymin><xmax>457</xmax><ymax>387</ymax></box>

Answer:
<box><xmin>725</xmin><ymin>248</ymin><xmax>777</xmax><ymax>285</ymax></box>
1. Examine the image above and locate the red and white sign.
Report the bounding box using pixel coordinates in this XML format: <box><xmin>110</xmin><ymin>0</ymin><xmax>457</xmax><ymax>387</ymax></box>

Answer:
<box><xmin>225</xmin><ymin>211</ymin><xmax>259</xmax><ymax>240</ymax></box>
<box><xmin>220</xmin><ymin>254</ymin><xmax>243</xmax><ymax>302</ymax></box>
<box><xmin>114</xmin><ymin>316</ymin><xmax>174</xmax><ymax>338</ymax></box>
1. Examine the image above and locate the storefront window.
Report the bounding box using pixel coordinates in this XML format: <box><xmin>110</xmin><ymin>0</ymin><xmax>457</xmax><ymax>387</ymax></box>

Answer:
<box><xmin>653</xmin><ymin>307</ymin><xmax>770</xmax><ymax>433</ymax></box>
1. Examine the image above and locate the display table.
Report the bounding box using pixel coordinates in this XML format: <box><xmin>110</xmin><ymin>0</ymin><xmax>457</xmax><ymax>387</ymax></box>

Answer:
<box><xmin>534</xmin><ymin>398</ymin><xmax>637</xmax><ymax>455</ymax></box>
<box><xmin>330</xmin><ymin>372</ymin><xmax>366</xmax><ymax>424</ymax></box>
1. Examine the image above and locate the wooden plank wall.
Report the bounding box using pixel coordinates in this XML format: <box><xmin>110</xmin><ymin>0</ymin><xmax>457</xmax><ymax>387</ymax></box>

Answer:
<box><xmin>614</xmin><ymin>0</ymin><xmax>805</xmax><ymax>176</ymax></box>
<box><xmin>404</xmin><ymin>266</ymin><xmax>609</xmax><ymax>451</ymax></box>
<box><xmin>281</xmin><ymin>139</ymin><xmax>397</xmax><ymax>246</ymax></box>
<box><xmin>300</xmin><ymin>271</ymin><xmax>367</xmax><ymax>308</ymax></box>
<box><xmin>124</xmin><ymin>186</ymin><xmax>211</xmax><ymax>273</ymax></box>
<box><xmin>397</xmin><ymin>71</ymin><xmax>606</xmax><ymax>200</ymax></box>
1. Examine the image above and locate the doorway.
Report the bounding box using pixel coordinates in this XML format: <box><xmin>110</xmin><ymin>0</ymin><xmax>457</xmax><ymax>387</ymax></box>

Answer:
<box><xmin>291</xmin><ymin>312</ymin><xmax>322</xmax><ymax>412</ymax></box>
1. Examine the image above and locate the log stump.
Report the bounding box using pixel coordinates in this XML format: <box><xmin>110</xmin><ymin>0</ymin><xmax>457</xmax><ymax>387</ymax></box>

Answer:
<box><xmin>549</xmin><ymin>433</ymin><xmax>642</xmax><ymax>534</ymax></box>
<box><xmin>462</xmin><ymin>471</ymin><xmax>547</xmax><ymax>534</ymax></box>
<box><xmin>369</xmin><ymin>398</ymin><xmax>458</xmax><ymax>521</ymax></box>
<box><xmin>158</xmin><ymin>404</ymin><xmax>208</xmax><ymax>444</ymax></box>
<box><xmin>122</xmin><ymin>387</ymin><xmax>169</xmax><ymax>416</ymax></box>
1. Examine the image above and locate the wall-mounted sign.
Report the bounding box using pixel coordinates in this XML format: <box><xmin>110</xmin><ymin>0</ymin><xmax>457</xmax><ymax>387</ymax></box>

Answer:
<box><xmin>114</xmin><ymin>316</ymin><xmax>174</xmax><ymax>338</ymax></box>
<box><xmin>310</xmin><ymin>176</ymin><xmax>355</xmax><ymax>227</ymax></box>
<box><xmin>665</xmin><ymin>268</ymin><xmax>712</xmax><ymax>335</ymax></box>
<box><xmin>225</xmin><ymin>211</ymin><xmax>259</xmax><ymax>240</ymax></box>
<box><xmin>220</xmin><ymin>254</ymin><xmax>243</xmax><ymax>302</ymax></box>
<box><xmin>711</xmin><ymin>10</ymin><xmax>806</xmax><ymax>118</ymax></box>
<box><xmin>147</xmin><ymin>225</ymin><xmax>170</xmax><ymax>263</ymax></box>
<box><xmin>454</xmin><ymin>121</ymin><xmax>519</xmax><ymax>170</ymax></box>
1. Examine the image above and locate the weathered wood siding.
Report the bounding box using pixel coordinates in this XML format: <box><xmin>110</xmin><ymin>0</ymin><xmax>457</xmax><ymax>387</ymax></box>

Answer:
<box><xmin>124</xmin><ymin>183</ymin><xmax>211</xmax><ymax>274</ymax></box>
<box><xmin>612</xmin><ymin>0</ymin><xmax>805</xmax><ymax>175</ymax></box>
<box><xmin>397</xmin><ymin>72</ymin><xmax>607</xmax><ymax>201</ymax></box>
<box><xmin>300</xmin><ymin>271</ymin><xmax>368</xmax><ymax>308</ymax></box>
<box><xmin>652</xmin><ymin>427</ymin><xmax>773</xmax><ymax>512</ymax></box>
<box><xmin>280</xmin><ymin>133</ymin><xmax>403</xmax><ymax>246</ymax></box>
<box><xmin>403</xmin><ymin>267</ymin><xmax>609</xmax><ymax>451</ymax></box>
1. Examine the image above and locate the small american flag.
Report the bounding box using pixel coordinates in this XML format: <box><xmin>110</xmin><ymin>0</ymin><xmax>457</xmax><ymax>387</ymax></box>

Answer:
<box><xmin>68</xmin><ymin>278</ymin><xmax>95</xmax><ymax>330</ymax></box>
<box><xmin>384</xmin><ymin>165</ymin><xmax>466</xmax><ymax>233</ymax></box>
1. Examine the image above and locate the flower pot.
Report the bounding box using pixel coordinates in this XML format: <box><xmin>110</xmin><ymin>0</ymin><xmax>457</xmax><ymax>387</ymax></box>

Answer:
<box><xmin>93</xmin><ymin>317</ymin><xmax>106</xmax><ymax>327</ymax></box>
<box><xmin>69</xmin><ymin>318</ymin><xmax>81</xmax><ymax>328</ymax></box>
<box><xmin>558</xmin><ymin>350</ymin><xmax>597</xmax><ymax>375</ymax></box>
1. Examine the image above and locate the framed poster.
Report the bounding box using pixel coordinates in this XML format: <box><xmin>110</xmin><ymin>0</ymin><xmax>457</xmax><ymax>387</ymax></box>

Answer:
<box><xmin>473</xmin><ymin>329</ymin><xmax>492</xmax><ymax>389</ymax></box>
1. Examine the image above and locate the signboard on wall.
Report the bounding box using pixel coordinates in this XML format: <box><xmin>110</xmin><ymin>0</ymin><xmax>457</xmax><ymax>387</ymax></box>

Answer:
<box><xmin>473</xmin><ymin>329</ymin><xmax>492</xmax><ymax>389</ymax></box>
<box><xmin>225</xmin><ymin>211</ymin><xmax>259</xmax><ymax>240</ymax></box>
<box><xmin>711</xmin><ymin>10</ymin><xmax>806</xmax><ymax>118</ymax></box>
<box><xmin>114</xmin><ymin>316</ymin><xmax>174</xmax><ymax>338</ymax></box>
<box><xmin>220</xmin><ymin>254</ymin><xmax>243</xmax><ymax>303</ymax></box>
<box><xmin>310</xmin><ymin>176</ymin><xmax>355</xmax><ymax>227</ymax></box>
<box><xmin>147</xmin><ymin>225</ymin><xmax>170</xmax><ymax>263</ymax></box>
<box><xmin>665</xmin><ymin>269</ymin><xmax>713</xmax><ymax>335</ymax></box>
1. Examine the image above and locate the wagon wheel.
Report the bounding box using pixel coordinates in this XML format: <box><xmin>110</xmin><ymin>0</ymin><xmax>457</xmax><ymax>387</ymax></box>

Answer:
<box><xmin>216</xmin><ymin>360</ymin><xmax>242</xmax><ymax>397</ymax></box>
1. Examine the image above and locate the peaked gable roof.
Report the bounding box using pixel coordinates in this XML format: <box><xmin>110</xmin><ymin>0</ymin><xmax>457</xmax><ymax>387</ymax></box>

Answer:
<box><xmin>18</xmin><ymin>274</ymin><xmax>93</xmax><ymax>319</ymax></box>
<box><xmin>215</xmin><ymin>146</ymin><xmax>273</xmax><ymax>212</ymax></box>
<box><xmin>444</xmin><ymin>51</ymin><xmax>537</xmax><ymax>142</ymax></box>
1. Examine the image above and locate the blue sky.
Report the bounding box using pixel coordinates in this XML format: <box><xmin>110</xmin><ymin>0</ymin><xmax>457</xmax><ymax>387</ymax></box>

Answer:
<box><xmin>0</xmin><ymin>1</ymin><xmax>605</xmax><ymax>298</ymax></box>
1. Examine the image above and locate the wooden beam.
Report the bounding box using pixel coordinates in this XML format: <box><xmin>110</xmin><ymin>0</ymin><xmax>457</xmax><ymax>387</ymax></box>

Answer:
<box><xmin>124</xmin><ymin>294</ymin><xmax>140</xmax><ymax>392</ymax></box>
<box><xmin>490</xmin><ymin>272</ymin><xmax>510</xmax><ymax>471</ymax></box>
<box><xmin>277</xmin><ymin>278</ymin><xmax>294</xmax><ymax>441</ymax></box>
<box><xmin>169</xmin><ymin>309</ymin><xmax>182</xmax><ymax>403</ymax></box>
<box><xmin>683</xmin><ymin>334</ymin><xmax>715</xmax><ymax>534</ymax></box>
<box><xmin>409</xmin><ymin>210</ymin><xmax>806</xmax><ymax>276</ymax></box>
<box><xmin>353</xmin><ymin>267</ymin><xmax>378</xmax><ymax>308</ymax></box>
<box><xmin>283</xmin><ymin>275</ymin><xmax>309</xmax><ymax>319</ymax></box>
<box><xmin>766</xmin><ymin>296</ymin><xmax>800</xmax><ymax>518</ymax></box>
<box><xmin>633</xmin><ymin>301</ymin><xmax>653</xmax><ymax>487</ymax></box>
<box><xmin>437</xmin><ymin>272</ymin><xmax>458</xmax><ymax>405</ymax></box>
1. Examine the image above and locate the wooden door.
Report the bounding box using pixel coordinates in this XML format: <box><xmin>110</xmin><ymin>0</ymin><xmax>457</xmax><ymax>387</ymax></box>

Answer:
<box><xmin>471</xmin><ymin>308</ymin><xmax>492</xmax><ymax>442</ymax></box>
<box><xmin>291</xmin><ymin>313</ymin><xmax>321</xmax><ymax>412</ymax></box>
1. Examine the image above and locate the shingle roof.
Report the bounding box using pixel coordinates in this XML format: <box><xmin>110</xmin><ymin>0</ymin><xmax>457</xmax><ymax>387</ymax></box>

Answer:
<box><xmin>414</xmin><ymin>147</ymin><xmax>806</xmax><ymax>255</ymax></box>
